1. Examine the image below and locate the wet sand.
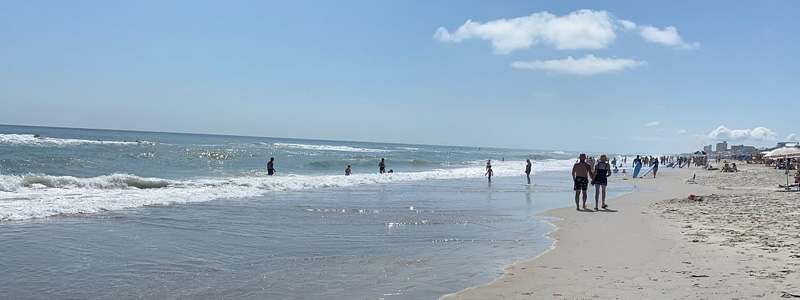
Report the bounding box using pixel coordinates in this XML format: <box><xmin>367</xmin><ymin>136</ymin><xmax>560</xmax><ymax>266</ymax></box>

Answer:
<box><xmin>443</xmin><ymin>163</ymin><xmax>800</xmax><ymax>299</ymax></box>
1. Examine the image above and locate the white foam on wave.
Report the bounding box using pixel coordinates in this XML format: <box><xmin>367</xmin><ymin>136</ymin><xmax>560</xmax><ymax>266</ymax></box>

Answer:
<box><xmin>0</xmin><ymin>159</ymin><xmax>573</xmax><ymax>221</ymax></box>
<box><xmin>272</xmin><ymin>142</ymin><xmax>390</xmax><ymax>153</ymax></box>
<box><xmin>0</xmin><ymin>134</ymin><xmax>141</xmax><ymax>147</ymax></box>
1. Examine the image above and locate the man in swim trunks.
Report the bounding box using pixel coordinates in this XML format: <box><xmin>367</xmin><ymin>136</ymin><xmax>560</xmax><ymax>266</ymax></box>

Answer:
<box><xmin>267</xmin><ymin>157</ymin><xmax>275</xmax><ymax>175</ymax></box>
<box><xmin>572</xmin><ymin>153</ymin><xmax>594</xmax><ymax>210</ymax></box>
<box><xmin>379</xmin><ymin>158</ymin><xmax>386</xmax><ymax>174</ymax></box>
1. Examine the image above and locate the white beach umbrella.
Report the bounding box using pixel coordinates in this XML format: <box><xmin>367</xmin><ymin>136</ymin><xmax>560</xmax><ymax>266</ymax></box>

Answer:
<box><xmin>764</xmin><ymin>147</ymin><xmax>800</xmax><ymax>159</ymax></box>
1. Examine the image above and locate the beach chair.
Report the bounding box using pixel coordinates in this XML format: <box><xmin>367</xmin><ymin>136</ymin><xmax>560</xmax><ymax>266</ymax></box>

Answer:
<box><xmin>686</xmin><ymin>173</ymin><xmax>697</xmax><ymax>184</ymax></box>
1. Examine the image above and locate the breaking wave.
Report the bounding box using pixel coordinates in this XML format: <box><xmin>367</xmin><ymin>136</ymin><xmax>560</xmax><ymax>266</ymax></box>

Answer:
<box><xmin>272</xmin><ymin>142</ymin><xmax>390</xmax><ymax>153</ymax></box>
<box><xmin>0</xmin><ymin>159</ymin><xmax>573</xmax><ymax>221</ymax></box>
<box><xmin>0</xmin><ymin>134</ymin><xmax>144</xmax><ymax>147</ymax></box>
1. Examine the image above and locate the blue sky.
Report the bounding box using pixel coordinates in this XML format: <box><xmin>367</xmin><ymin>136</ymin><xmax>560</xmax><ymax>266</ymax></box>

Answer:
<box><xmin>1</xmin><ymin>1</ymin><xmax>798</xmax><ymax>154</ymax></box>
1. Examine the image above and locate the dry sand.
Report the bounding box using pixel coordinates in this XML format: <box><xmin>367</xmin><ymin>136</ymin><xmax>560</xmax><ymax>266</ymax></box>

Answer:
<box><xmin>443</xmin><ymin>163</ymin><xmax>800</xmax><ymax>299</ymax></box>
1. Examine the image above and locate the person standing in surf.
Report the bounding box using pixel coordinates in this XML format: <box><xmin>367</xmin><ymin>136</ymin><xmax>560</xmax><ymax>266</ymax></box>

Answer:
<box><xmin>486</xmin><ymin>159</ymin><xmax>492</xmax><ymax>171</ymax></box>
<box><xmin>267</xmin><ymin>157</ymin><xmax>276</xmax><ymax>175</ymax></box>
<box><xmin>485</xmin><ymin>165</ymin><xmax>494</xmax><ymax>183</ymax></box>
<box><xmin>345</xmin><ymin>165</ymin><xmax>351</xmax><ymax>176</ymax></box>
<box><xmin>592</xmin><ymin>154</ymin><xmax>611</xmax><ymax>210</ymax></box>
<box><xmin>572</xmin><ymin>154</ymin><xmax>594</xmax><ymax>210</ymax></box>
<box><xmin>379</xmin><ymin>158</ymin><xmax>386</xmax><ymax>174</ymax></box>
<box><xmin>525</xmin><ymin>159</ymin><xmax>532</xmax><ymax>185</ymax></box>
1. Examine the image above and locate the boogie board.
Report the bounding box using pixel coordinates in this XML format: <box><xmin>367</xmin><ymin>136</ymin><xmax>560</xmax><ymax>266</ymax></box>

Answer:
<box><xmin>632</xmin><ymin>162</ymin><xmax>643</xmax><ymax>178</ymax></box>
<box><xmin>640</xmin><ymin>164</ymin><xmax>657</xmax><ymax>178</ymax></box>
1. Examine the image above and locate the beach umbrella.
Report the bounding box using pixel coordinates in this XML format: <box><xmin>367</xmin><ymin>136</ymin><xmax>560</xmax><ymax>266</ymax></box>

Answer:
<box><xmin>764</xmin><ymin>147</ymin><xmax>800</xmax><ymax>159</ymax></box>
<box><xmin>763</xmin><ymin>147</ymin><xmax>800</xmax><ymax>188</ymax></box>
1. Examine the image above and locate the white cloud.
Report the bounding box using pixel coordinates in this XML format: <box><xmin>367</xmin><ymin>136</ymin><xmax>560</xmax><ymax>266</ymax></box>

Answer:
<box><xmin>786</xmin><ymin>133</ymin><xmax>798</xmax><ymax>142</ymax></box>
<box><xmin>645</xmin><ymin>121</ymin><xmax>659</xmax><ymax>127</ymax></box>
<box><xmin>639</xmin><ymin>25</ymin><xmax>700</xmax><ymax>50</ymax></box>
<box><xmin>618</xmin><ymin>19</ymin><xmax>637</xmax><ymax>30</ymax></box>
<box><xmin>511</xmin><ymin>55</ymin><xmax>645</xmax><ymax>76</ymax></box>
<box><xmin>678</xmin><ymin>129</ymin><xmax>687</xmax><ymax>134</ymax></box>
<box><xmin>707</xmin><ymin>126</ymin><xmax>778</xmax><ymax>141</ymax></box>
<box><xmin>433</xmin><ymin>9</ymin><xmax>616</xmax><ymax>54</ymax></box>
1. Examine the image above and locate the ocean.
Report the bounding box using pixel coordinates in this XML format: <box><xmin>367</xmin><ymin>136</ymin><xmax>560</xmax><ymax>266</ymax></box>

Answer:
<box><xmin>0</xmin><ymin>125</ymin><xmax>636</xmax><ymax>299</ymax></box>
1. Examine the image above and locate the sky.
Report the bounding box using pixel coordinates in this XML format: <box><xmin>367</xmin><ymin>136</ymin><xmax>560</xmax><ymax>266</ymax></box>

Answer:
<box><xmin>1</xmin><ymin>0</ymin><xmax>798</xmax><ymax>154</ymax></box>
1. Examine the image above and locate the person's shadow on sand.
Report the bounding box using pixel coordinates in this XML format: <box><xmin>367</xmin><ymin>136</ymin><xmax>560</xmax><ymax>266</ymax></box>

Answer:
<box><xmin>577</xmin><ymin>208</ymin><xmax>618</xmax><ymax>212</ymax></box>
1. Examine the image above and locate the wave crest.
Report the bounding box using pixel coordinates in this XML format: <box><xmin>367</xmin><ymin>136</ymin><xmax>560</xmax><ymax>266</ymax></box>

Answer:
<box><xmin>0</xmin><ymin>134</ymin><xmax>139</xmax><ymax>147</ymax></box>
<box><xmin>0</xmin><ymin>159</ymin><xmax>574</xmax><ymax>221</ymax></box>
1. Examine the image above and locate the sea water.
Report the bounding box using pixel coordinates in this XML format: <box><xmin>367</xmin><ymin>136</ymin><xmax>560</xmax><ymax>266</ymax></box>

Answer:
<box><xmin>0</xmin><ymin>125</ymin><xmax>636</xmax><ymax>299</ymax></box>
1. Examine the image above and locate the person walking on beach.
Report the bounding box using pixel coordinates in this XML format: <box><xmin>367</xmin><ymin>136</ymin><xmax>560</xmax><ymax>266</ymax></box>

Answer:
<box><xmin>267</xmin><ymin>157</ymin><xmax>276</xmax><ymax>175</ymax></box>
<box><xmin>525</xmin><ymin>159</ymin><xmax>532</xmax><ymax>185</ymax></box>
<box><xmin>572</xmin><ymin>154</ymin><xmax>594</xmax><ymax>210</ymax></box>
<box><xmin>485</xmin><ymin>165</ymin><xmax>494</xmax><ymax>183</ymax></box>
<box><xmin>592</xmin><ymin>154</ymin><xmax>611</xmax><ymax>210</ymax></box>
<box><xmin>345</xmin><ymin>165</ymin><xmax>351</xmax><ymax>176</ymax></box>
<box><xmin>651</xmin><ymin>158</ymin><xmax>659</xmax><ymax>178</ymax></box>
<box><xmin>379</xmin><ymin>158</ymin><xmax>386</xmax><ymax>174</ymax></box>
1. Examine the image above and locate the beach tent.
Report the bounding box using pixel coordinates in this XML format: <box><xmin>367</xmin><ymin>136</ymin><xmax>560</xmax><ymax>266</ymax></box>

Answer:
<box><xmin>764</xmin><ymin>147</ymin><xmax>800</xmax><ymax>159</ymax></box>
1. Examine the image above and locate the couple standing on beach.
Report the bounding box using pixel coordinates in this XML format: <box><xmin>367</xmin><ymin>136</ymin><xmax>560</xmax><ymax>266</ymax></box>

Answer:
<box><xmin>572</xmin><ymin>153</ymin><xmax>611</xmax><ymax>210</ymax></box>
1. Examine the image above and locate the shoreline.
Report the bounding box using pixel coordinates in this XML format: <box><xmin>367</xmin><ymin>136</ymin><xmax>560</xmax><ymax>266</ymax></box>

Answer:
<box><xmin>443</xmin><ymin>163</ymin><xmax>800</xmax><ymax>299</ymax></box>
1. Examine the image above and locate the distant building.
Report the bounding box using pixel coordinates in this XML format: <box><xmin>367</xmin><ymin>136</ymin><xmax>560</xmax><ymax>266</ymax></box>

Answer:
<box><xmin>716</xmin><ymin>141</ymin><xmax>728</xmax><ymax>152</ymax></box>
<box><xmin>730</xmin><ymin>145</ymin><xmax>756</xmax><ymax>153</ymax></box>
<box><xmin>776</xmin><ymin>142</ymin><xmax>798</xmax><ymax>148</ymax></box>
<box><xmin>703</xmin><ymin>145</ymin><xmax>712</xmax><ymax>153</ymax></box>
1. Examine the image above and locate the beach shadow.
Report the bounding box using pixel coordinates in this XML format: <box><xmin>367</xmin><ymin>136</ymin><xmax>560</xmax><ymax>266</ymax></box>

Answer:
<box><xmin>577</xmin><ymin>208</ymin><xmax>596</xmax><ymax>212</ymax></box>
<box><xmin>597</xmin><ymin>208</ymin><xmax>618</xmax><ymax>213</ymax></box>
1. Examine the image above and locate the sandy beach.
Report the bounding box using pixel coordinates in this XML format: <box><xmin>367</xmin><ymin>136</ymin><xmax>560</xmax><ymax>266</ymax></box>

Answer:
<box><xmin>444</xmin><ymin>163</ymin><xmax>800</xmax><ymax>299</ymax></box>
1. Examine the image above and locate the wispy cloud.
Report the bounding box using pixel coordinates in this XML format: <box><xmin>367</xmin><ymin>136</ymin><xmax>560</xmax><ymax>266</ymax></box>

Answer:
<box><xmin>707</xmin><ymin>126</ymin><xmax>778</xmax><ymax>141</ymax></box>
<box><xmin>433</xmin><ymin>9</ymin><xmax>617</xmax><ymax>54</ymax></box>
<box><xmin>645</xmin><ymin>121</ymin><xmax>659</xmax><ymax>127</ymax></box>
<box><xmin>511</xmin><ymin>55</ymin><xmax>645</xmax><ymax>76</ymax></box>
<box><xmin>678</xmin><ymin>129</ymin><xmax>687</xmax><ymax>134</ymax></box>
<box><xmin>639</xmin><ymin>25</ymin><xmax>700</xmax><ymax>50</ymax></box>
<box><xmin>617</xmin><ymin>19</ymin><xmax>637</xmax><ymax>30</ymax></box>
<box><xmin>786</xmin><ymin>133</ymin><xmax>798</xmax><ymax>142</ymax></box>
<box><xmin>434</xmin><ymin>10</ymin><xmax>699</xmax><ymax>53</ymax></box>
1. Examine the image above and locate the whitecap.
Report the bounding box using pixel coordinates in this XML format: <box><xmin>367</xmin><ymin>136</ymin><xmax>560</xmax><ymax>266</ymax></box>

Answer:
<box><xmin>0</xmin><ymin>134</ymin><xmax>138</xmax><ymax>147</ymax></box>
<box><xmin>0</xmin><ymin>159</ymin><xmax>573</xmax><ymax>221</ymax></box>
<box><xmin>272</xmin><ymin>142</ymin><xmax>390</xmax><ymax>153</ymax></box>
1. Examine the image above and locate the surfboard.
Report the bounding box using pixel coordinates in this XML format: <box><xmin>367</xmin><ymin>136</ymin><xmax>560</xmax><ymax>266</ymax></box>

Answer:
<box><xmin>632</xmin><ymin>162</ymin><xmax>642</xmax><ymax>178</ymax></box>
<box><xmin>640</xmin><ymin>164</ymin><xmax>657</xmax><ymax>178</ymax></box>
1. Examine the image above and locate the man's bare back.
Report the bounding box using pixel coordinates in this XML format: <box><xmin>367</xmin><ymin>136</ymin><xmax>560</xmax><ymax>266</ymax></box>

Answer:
<box><xmin>572</xmin><ymin>161</ymin><xmax>591</xmax><ymax>179</ymax></box>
